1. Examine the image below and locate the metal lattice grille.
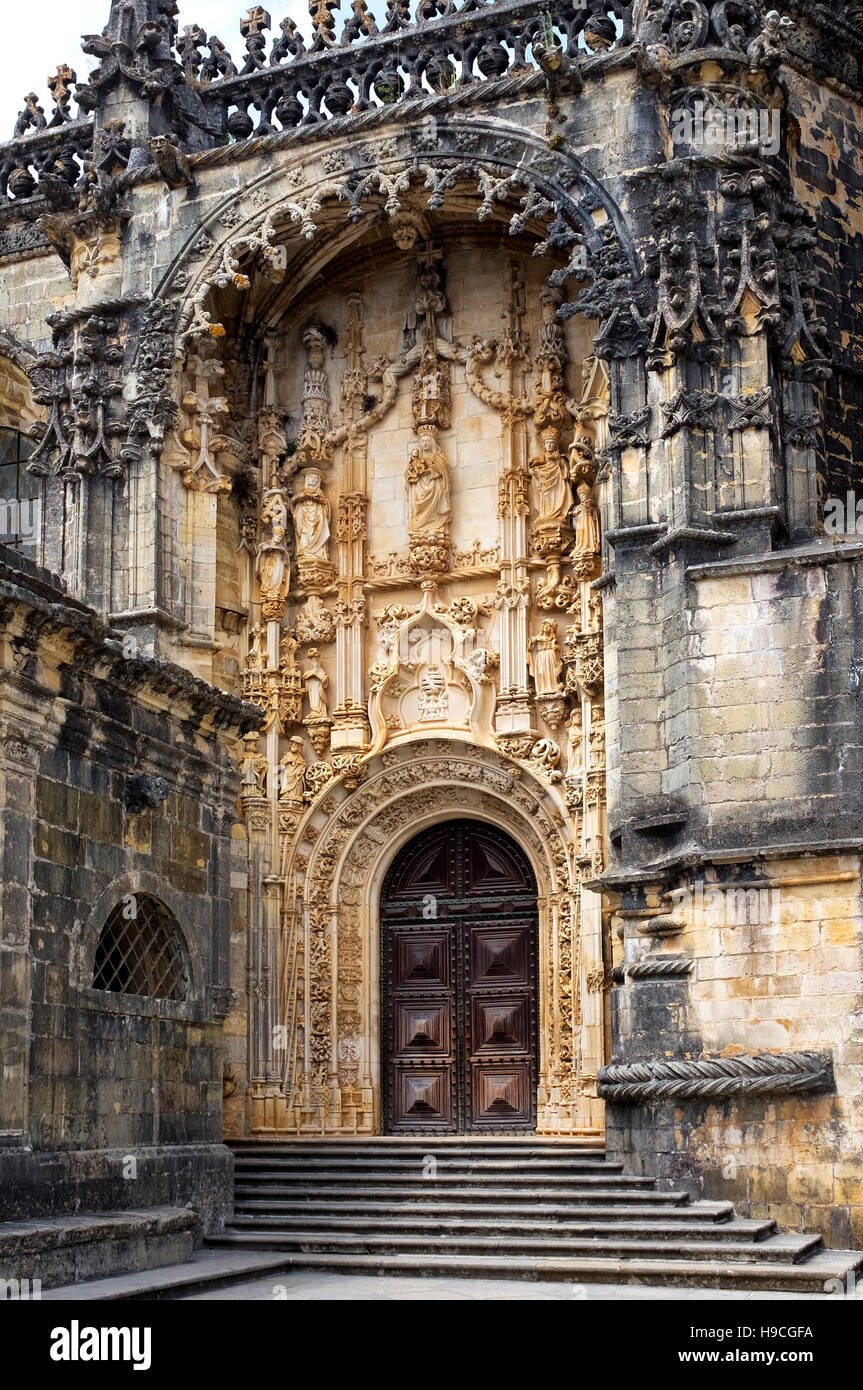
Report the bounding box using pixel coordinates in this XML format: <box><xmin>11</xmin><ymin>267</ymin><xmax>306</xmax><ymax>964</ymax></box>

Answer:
<box><xmin>92</xmin><ymin>895</ymin><xmax>188</xmax><ymax>1001</ymax></box>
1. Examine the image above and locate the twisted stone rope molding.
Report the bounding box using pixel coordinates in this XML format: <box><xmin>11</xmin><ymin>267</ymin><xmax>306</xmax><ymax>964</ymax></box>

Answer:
<box><xmin>597</xmin><ymin>1051</ymin><xmax>834</xmax><ymax>1103</ymax></box>
<box><xmin>627</xmin><ymin>956</ymin><xmax>693</xmax><ymax>979</ymax></box>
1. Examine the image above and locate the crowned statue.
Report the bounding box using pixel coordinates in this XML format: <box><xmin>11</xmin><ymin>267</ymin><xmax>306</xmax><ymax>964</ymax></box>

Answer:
<box><xmin>530</xmin><ymin>428</ymin><xmax>573</xmax><ymax>527</ymax></box>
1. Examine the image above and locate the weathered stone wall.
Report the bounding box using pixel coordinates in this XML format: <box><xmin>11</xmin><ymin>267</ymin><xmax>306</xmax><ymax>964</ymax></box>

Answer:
<box><xmin>0</xmin><ymin>544</ymin><xmax>258</xmax><ymax>1231</ymax></box>
<box><xmin>606</xmin><ymin>852</ymin><xmax>863</xmax><ymax>1249</ymax></box>
<box><xmin>785</xmin><ymin>70</ymin><xmax>863</xmax><ymax>502</ymax></box>
<box><xmin>0</xmin><ymin>0</ymin><xmax>862</xmax><ymax>1244</ymax></box>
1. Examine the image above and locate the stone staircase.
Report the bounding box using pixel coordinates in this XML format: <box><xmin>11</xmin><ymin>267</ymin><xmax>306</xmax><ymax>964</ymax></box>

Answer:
<box><xmin>206</xmin><ymin>1139</ymin><xmax>863</xmax><ymax>1293</ymax></box>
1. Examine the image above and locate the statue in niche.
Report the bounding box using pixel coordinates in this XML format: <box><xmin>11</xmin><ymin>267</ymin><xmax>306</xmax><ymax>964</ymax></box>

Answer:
<box><xmin>565</xmin><ymin>706</ymin><xmax>583</xmax><ymax>778</ymax></box>
<box><xmin>246</xmin><ymin>621</ymin><xmax>266</xmax><ymax>670</ymax></box>
<box><xmin>412</xmin><ymin>348</ymin><xmax>450</xmax><ymax>432</ymax></box>
<box><xmin>280</xmin><ymin>629</ymin><xmax>300</xmax><ymax>670</ymax></box>
<box><xmin>291</xmin><ymin>469</ymin><xmax>331</xmax><ymax>562</ymax></box>
<box><xmin>303</xmin><ymin>648</ymin><xmax>329</xmax><ymax>719</ymax></box>
<box><xmin>528</xmin><ymin>618</ymin><xmax>564</xmax><ymax>695</ymax></box>
<box><xmin>405</xmin><ymin>431</ymin><xmax>451</xmax><ymax>535</ymax></box>
<box><xmin>256</xmin><ymin>481</ymin><xmax>291</xmax><ymax>620</ymax></box>
<box><xmin>278</xmin><ymin>736</ymin><xmax>306</xmax><ymax>803</ymax></box>
<box><xmin>572</xmin><ymin>483</ymin><xmax>601</xmax><ymax>556</ymax></box>
<box><xmin>530</xmin><ymin>428</ymin><xmax>572</xmax><ymax>525</ymax></box>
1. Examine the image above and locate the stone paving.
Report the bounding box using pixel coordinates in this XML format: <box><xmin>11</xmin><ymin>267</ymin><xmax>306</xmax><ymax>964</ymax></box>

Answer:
<box><xmin>181</xmin><ymin>1271</ymin><xmax>829</xmax><ymax>1301</ymax></box>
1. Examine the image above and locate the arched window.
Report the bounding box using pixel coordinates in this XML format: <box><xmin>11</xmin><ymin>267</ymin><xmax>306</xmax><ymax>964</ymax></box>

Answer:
<box><xmin>0</xmin><ymin>427</ymin><xmax>38</xmax><ymax>558</ymax></box>
<box><xmin>92</xmin><ymin>895</ymin><xmax>188</xmax><ymax>1001</ymax></box>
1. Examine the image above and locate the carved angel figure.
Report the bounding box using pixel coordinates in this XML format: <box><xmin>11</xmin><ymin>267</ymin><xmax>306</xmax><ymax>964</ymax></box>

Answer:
<box><xmin>405</xmin><ymin>432</ymin><xmax>451</xmax><ymax>535</ymax></box>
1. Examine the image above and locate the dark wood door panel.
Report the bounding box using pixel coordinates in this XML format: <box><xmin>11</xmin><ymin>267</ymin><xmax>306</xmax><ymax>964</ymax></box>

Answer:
<box><xmin>469</xmin><ymin>1062</ymin><xmax>534</xmax><ymax>1127</ymax></box>
<box><xmin>394</xmin><ymin>1001</ymin><xmax>451</xmax><ymax>1056</ymax></box>
<box><xmin>392</xmin><ymin>1065</ymin><xmax>455</xmax><ymax>1128</ymax></box>
<box><xmin>392</xmin><ymin>929</ymin><xmax>450</xmax><ymax>989</ymax></box>
<box><xmin>468</xmin><ymin>925</ymin><xmax>531</xmax><ymax>987</ymax></box>
<box><xmin>469</xmin><ymin>995</ymin><xmax>531</xmax><ymax>1057</ymax></box>
<box><xmin>382</xmin><ymin>820</ymin><xmax>538</xmax><ymax>1134</ymax></box>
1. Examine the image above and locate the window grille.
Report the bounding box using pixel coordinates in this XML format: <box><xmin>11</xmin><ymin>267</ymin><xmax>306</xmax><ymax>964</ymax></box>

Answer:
<box><xmin>0</xmin><ymin>427</ymin><xmax>38</xmax><ymax>558</ymax></box>
<box><xmin>92</xmin><ymin>895</ymin><xmax>188</xmax><ymax>1001</ymax></box>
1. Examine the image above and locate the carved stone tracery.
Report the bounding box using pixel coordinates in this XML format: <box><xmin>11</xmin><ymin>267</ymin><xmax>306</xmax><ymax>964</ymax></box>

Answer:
<box><xmin>263</xmin><ymin>736</ymin><xmax>597</xmax><ymax>1136</ymax></box>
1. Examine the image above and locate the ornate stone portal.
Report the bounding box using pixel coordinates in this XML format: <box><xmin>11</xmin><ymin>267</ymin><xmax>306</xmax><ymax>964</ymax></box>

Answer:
<box><xmin>206</xmin><ymin>155</ymin><xmax>615</xmax><ymax>1135</ymax></box>
<box><xmin>265</xmin><ymin>736</ymin><xmax>604</xmax><ymax>1137</ymax></box>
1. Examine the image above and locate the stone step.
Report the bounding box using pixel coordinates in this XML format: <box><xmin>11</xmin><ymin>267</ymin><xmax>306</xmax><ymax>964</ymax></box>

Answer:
<box><xmin>200</xmin><ymin>1246</ymin><xmax>863</xmax><ymax>1294</ymax></box>
<box><xmin>233</xmin><ymin>1183</ymin><xmax>688</xmax><ymax>1206</ymax></box>
<box><xmin>228</xmin><ymin>1139</ymin><xmax>606</xmax><ymax>1152</ymax></box>
<box><xmin>232</xmin><ymin>1157</ymin><xmax>621</xmax><ymax>1176</ymax></box>
<box><xmin>231</xmin><ymin>1199</ymin><xmax>735</xmax><ymax>1223</ymax></box>
<box><xmin>0</xmin><ymin>1206</ymin><xmax>195</xmax><ymax>1290</ymax></box>
<box><xmin>41</xmin><ymin>1249</ymin><xmax>297</xmax><ymax>1302</ymax></box>
<box><xmin>231</xmin><ymin>1169</ymin><xmax>654</xmax><ymax>1187</ymax></box>
<box><xmin>224</xmin><ymin>1212</ymin><xmax>769</xmax><ymax>1242</ymax></box>
<box><xmin>209</xmin><ymin>1228</ymin><xmax>823</xmax><ymax>1264</ymax></box>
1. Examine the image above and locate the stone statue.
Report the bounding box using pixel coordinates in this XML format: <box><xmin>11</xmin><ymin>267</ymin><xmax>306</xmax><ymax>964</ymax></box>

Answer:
<box><xmin>279</xmin><ymin>629</ymin><xmax>299</xmax><ymax>670</ymax></box>
<box><xmin>573</xmin><ymin>483</ymin><xmax>601</xmax><ymax>556</ymax></box>
<box><xmin>246</xmin><ymin>621</ymin><xmax>266</xmax><ymax>670</ymax></box>
<box><xmin>530</xmin><ymin>428</ymin><xmax>572</xmax><ymax>525</ymax></box>
<box><xmin>278</xmin><ymin>736</ymin><xmax>306</xmax><ymax>803</ymax></box>
<box><xmin>239</xmin><ymin>734</ymin><xmax>268</xmax><ymax>793</ymax></box>
<box><xmin>303</xmin><ymin>648</ymin><xmax>329</xmax><ymax>719</ymax></box>
<box><xmin>261</xmin><ymin>487</ymin><xmax>287</xmax><ymax>546</ymax></box>
<box><xmin>291</xmin><ymin>469</ymin><xmax>331</xmax><ymax>562</ymax></box>
<box><xmin>565</xmin><ymin>706</ymin><xmax>583</xmax><ymax>778</ymax></box>
<box><xmin>528</xmin><ymin>619</ymin><xmax>564</xmax><ymax>695</ymax></box>
<box><xmin>256</xmin><ymin>482</ymin><xmax>291</xmax><ymax>619</ymax></box>
<box><xmin>296</xmin><ymin>325</ymin><xmax>332</xmax><ymax>465</ymax></box>
<box><xmin>405</xmin><ymin>431</ymin><xmax>451</xmax><ymax>535</ymax></box>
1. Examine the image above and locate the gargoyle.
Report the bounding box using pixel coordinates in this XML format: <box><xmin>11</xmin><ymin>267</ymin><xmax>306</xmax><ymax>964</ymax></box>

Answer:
<box><xmin>148</xmin><ymin>135</ymin><xmax>193</xmax><ymax>189</ymax></box>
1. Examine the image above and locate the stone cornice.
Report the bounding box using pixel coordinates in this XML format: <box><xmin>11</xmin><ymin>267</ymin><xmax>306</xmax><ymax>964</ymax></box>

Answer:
<box><xmin>0</xmin><ymin>546</ymin><xmax>261</xmax><ymax>739</ymax></box>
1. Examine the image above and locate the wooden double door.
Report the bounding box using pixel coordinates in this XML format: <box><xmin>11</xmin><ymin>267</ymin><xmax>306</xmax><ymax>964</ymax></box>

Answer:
<box><xmin>381</xmin><ymin>819</ymin><xmax>539</xmax><ymax>1133</ymax></box>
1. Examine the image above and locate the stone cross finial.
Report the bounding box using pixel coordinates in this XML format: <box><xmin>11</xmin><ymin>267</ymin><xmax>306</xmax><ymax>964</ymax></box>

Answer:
<box><xmin>241</xmin><ymin>6</ymin><xmax>272</xmax><ymax>38</ymax></box>
<box><xmin>177</xmin><ymin>24</ymin><xmax>207</xmax><ymax>81</ymax></box>
<box><xmin>240</xmin><ymin>7</ymin><xmax>271</xmax><ymax>73</ymax></box>
<box><xmin>309</xmin><ymin>0</ymin><xmax>340</xmax><ymax>51</ymax></box>
<box><xmin>47</xmin><ymin>65</ymin><xmax>77</xmax><ymax>126</ymax></box>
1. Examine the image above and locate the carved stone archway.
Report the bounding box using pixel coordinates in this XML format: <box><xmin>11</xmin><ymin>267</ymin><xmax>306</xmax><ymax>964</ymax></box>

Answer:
<box><xmin>145</xmin><ymin>112</ymin><xmax>641</xmax><ymax>360</ymax></box>
<box><xmin>243</xmin><ymin>734</ymin><xmax>605</xmax><ymax>1137</ymax></box>
<box><xmin>151</xmin><ymin>116</ymin><xmax>622</xmax><ymax>1142</ymax></box>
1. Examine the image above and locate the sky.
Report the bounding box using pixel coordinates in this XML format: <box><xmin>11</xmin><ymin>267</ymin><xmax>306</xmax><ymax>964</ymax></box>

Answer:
<box><xmin>0</xmin><ymin>1</ymin><xmax>315</xmax><ymax>141</ymax></box>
